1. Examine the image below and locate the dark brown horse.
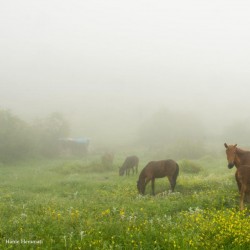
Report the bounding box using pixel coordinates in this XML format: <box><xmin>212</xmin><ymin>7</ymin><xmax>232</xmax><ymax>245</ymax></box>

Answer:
<box><xmin>137</xmin><ymin>159</ymin><xmax>179</xmax><ymax>195</ymax></box>
<box><xmin>119</xmin><ymin>155</ymin><xmax>139</xmax><ymax>176</ymax></box>
<box><xmin>224</xmin><ymin>143</ymin><xmax>250</xmax><ymax>210</ymax></box>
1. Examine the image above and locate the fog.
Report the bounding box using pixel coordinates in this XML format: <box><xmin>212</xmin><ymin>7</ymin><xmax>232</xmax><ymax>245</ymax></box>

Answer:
<box><xmin>1</xmin><ymin>0</ymin><xmax>250</xmax><ymax>151</ymax></box>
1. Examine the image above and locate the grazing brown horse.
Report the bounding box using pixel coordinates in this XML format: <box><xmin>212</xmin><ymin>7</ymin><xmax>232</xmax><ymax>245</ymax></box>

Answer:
<box><xmin>119</xmin><ymin>155</ymin><xmax>139</xmax><ymax>176</ymax></box>
<box><xmin>137</xmin><ymin>159</ymin><xmax>179</xmax><ymax>195</ymax></box>
<box><xmin>224</xmin><ymin>143</ymin><xmax>250</xmax><ymax>210</ymax></box>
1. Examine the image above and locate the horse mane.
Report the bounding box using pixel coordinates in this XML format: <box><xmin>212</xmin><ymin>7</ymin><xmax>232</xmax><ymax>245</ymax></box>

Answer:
<box><xmin>236</xmin><ymin>147</ymin><xmax>250</xmax><ymax>154</ymax></box>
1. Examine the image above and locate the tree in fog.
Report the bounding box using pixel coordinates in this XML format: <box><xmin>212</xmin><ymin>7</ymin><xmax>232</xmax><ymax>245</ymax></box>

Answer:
<box><xmin>0</xmin><ymin>110</ymin><xmax>71</xmax><ymax>162</ymax></box>
<box><xmin>0</xmin><ymin>109</ymin><xmax>32</xmax><ymax>162</ymax></box>
<box><xmin>32</xmin><ymin>112</ymin><xmax>70</xmax><ymax>157</ymax></box>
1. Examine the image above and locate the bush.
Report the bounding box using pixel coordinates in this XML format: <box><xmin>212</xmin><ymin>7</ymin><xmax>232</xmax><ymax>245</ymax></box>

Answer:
<box><xmin>0</xmin><ymin>109</ymin><xmax>33</xmax><ymax>163</ymax></box>
<box><xmin>0</xmin><ymin>110</ymin><xmax>71</xmax><ymax>163</ymax></box>
<box><xmin>179</xmin><ymin>160</ymin><xmax>203</xmax><ymax>174</ymax></box>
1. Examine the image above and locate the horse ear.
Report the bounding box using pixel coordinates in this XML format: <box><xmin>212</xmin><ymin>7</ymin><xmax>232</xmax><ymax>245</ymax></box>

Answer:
<box><xmin>224</xmin><ymin>143</ymin><xmax>228</xmax><ymax>148</ymax></box>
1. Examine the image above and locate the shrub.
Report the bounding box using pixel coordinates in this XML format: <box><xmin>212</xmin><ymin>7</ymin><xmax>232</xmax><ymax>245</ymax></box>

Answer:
<box><xmin>179</xmin><ymin>159</ymin><xmax>203</xmax><ymax>174</ymax></box>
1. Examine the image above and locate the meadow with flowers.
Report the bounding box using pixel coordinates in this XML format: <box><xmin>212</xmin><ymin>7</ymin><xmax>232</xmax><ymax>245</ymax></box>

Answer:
<box><xmin>0</xmin><ymin>155</ymin><xmax>250</xmax><ymax>249</ymax></box>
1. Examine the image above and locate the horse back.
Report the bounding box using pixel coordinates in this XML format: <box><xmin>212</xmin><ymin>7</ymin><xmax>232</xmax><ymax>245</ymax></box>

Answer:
<box><xmin>144</xmin><ymin>159</ymin><xmax>178</xmax><ymax>178</ymax></box>
<box><xmin>122</xmin><ymin>155</ymin><xmax>139</xmax><ymax>169</ymax></box>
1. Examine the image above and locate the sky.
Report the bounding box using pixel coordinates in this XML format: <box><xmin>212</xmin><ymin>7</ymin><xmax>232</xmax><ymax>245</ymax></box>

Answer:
<box><xmin>1</xmin><ymin>0</ymin><xmax>250</xmax><ymax>140</ymax></box>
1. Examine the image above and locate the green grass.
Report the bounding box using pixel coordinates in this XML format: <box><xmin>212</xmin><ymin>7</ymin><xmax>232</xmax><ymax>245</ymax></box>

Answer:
<box><xmin>0</xmin><ymin>156</ymin><xmax>249</xmax><ymax>249</ymax></box>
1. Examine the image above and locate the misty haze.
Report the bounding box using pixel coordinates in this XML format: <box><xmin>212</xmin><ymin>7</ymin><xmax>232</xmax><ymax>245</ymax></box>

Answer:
<box><xmin>1</xmin><ymin>0</ymin><xmax>250</xmax><ymax>151</ymax></box>
<box><xmin>1</xmin><ymin>1</ymin><xmax>250</xmax><ymax>249</ymax></box>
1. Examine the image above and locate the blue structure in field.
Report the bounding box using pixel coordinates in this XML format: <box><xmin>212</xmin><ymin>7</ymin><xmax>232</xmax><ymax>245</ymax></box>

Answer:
<box><xmin>59</xmin><ymin>137</ymin><xmax>90</xmax><ymax>156</ymax></box>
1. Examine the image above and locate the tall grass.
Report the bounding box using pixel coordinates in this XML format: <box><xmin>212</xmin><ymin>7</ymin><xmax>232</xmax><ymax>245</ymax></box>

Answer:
<box><xmin>0</xmin><ymin>156</ymin><xmax>248</xmax><ymax>249</ymax></box>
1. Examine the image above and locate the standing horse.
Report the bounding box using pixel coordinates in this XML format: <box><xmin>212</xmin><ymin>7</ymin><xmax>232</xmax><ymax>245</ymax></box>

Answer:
<box><xmin>224</xmin><ymin>143</ymin><xmax>250</xmax><ymax>210</ymax></box>
<box><xmin>119</xmin><ymin>155</ymin><xmax>139</xmax><ymax>176</ymax></box>
<box><xmin>224</xmin><ymin>143</ymin><xmax>250</xmax><ymax>190</ymax></box>
<box><xmin>137</xmin><ymin>159</ymin><xmax>179</xmax><ymax>195</ymax></box>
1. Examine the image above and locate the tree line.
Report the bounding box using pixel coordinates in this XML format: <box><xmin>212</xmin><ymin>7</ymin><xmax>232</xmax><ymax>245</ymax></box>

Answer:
<box><xmin>0</xmin><ymin>107</ymin><xmax>248</xmax><ymax>163</ymax></box>
<box><xmin>0</xmin><ymin>109</ymin><xmax>69</xmax><ymax>163</ymax></box>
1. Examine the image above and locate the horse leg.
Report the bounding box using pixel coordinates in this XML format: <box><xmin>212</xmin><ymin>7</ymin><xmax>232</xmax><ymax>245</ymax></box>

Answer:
<box><xmin>240</xmin><ymin>184</ymin><xmax>246</xmax><ymax>211</ymax></box>
<box><xmin>235</xmin><ymin>172</ymin><xmax>241</xmax><ymax>192</ymax></box>
<box><xmin>135</xmin><ymin>164</ymin><xmax>138</xmax><ymax>174</ymax></box>
<box><xmin>171</xmin><ymin>178</ymin><xmax>176</xmax><ymax>192</ymax></box>
<box><xmin>168</xmin><ymin>176</ymin><xmax>176</xmax><ymax>192</ymax></box>
<box><xmin>126</xmin><ymin>169</ymin><xmax>129</xmax><ymax>176</ymax></box>
<box><xmin>151</xmin><ymin>178</ymin><xmax>155</xmax><ymax>196</ymax></box>
<box><xmin>143</xmin><ymin>178</ymin><xmax>151</xmax><ymax>195</ymax></box>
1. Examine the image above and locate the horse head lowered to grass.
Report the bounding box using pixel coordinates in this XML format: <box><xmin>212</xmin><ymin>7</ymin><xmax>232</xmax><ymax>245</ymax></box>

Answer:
<box><xmin>137</xmin><ymin>159</ymin><xmax>179</xmax><ymax>195</ymax></box>
<box><xmin>224</xmin><ymin>143</ymin><xmax>250</xmax><ymax>210</ymax></box>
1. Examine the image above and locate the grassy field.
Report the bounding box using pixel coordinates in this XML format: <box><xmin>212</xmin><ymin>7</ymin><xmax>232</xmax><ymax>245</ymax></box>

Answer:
<box><xmin>0</xmin><ymin>154</ymin><xmax>250</xmax><ymax>250</ymax></box>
